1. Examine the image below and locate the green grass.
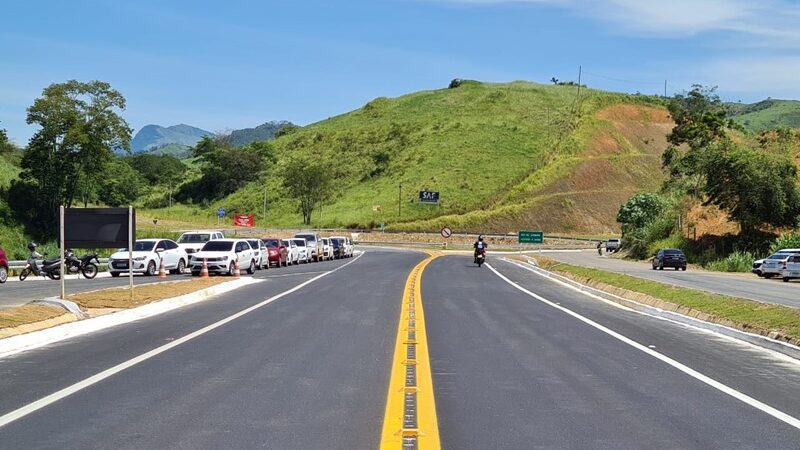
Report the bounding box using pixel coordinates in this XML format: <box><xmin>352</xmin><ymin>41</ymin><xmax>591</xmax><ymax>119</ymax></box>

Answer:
<box><xmin>538</xmin><ymin>258</ymin><xmax>800</xmax><ymax>341</ymax></box>
<box><xmin>728</xmin><ymin>99</ymin><xmax>800</xmax><ymax>132</ymax></box>
<box><xmin>166</xmin><ymin>80</ymin><xmax>666</xmax><ymax>232</ymax></box>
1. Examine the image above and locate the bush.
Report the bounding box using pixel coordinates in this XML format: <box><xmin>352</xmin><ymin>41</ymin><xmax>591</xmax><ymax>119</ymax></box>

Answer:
<box><xmin>705</xmin><ymin>251</ymin><xmax>755</xmax><ymax>272</ymax></box>
<box><xmin>770</xmin><ymin>233</ymin><xmax>800</xmax><ymax>254</ymax></box>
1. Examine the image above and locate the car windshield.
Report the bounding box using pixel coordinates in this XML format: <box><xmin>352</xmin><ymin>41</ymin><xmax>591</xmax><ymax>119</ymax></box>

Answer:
<box><xmin>248</xmin><ymin>240</ymin><xmax>261</xmax><ymax>249</ymax></box>
<box><xmin>131</xmin><ymin>241</ymin><xmax>155</xmax><ymax>252</ymax></box>
<box><xmin>293</xmin><ymin>240</ymin><xmax>306</xmax><ymax>247</ymax></box>
<box><xmin>296</xmin><ymin>234</ymin><xmax>315</xmax><ymax>242</ymax></box>
<box><xmin>201</xmin><ymin>241</ymin><xmax>233</xmax><ymax>252</ymax></box>
<box><xmin>177</xmin><ymin>233</ymin><xmax>210</xmax><ymax>243</ymax></box>
<box><xmin>263</xmin><ymin>239</ymin><xmax>280</xmax><ymax>248</ymax></box>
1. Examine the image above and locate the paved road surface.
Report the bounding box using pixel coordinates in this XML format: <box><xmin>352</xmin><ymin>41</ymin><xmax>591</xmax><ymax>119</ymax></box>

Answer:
<box><xmin>0</xmin><ymin>249</ymin><xmax>798</xmax><ymax>448</ymax></box>
<box><xmin>539</xmin><ymin>249</ymin><xmax>800</xmax><ymax>308</ymax></box>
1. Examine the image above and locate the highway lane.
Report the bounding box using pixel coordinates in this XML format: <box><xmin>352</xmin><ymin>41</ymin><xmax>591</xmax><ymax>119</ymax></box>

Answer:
<box><xmin>0</xmin><ymin>250</ymin><xmax>423</xmax><ymax>449</ymax></box>
<box><xmin>1</xmin><ymin>248</ymin><xmax>799</xmax><ymax>448</ymax></box>
<box><xmin>424</xmin><ymin>256</ymin><xmax>800</xmax><ymax>449</ymax></box>
<box><xmin>540</xmin><ymin>249</ymin><xmax>800</xmax><ymax>308</ymax></box>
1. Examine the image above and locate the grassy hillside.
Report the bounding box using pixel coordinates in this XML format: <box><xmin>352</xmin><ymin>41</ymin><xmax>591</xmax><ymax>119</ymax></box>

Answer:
<box><xmin>176</xmin><ymin>81</ymin><xmax>668</xmax><ymax>234</ymax></box>
<box><xmin>727</xmin><ymin>99</ymin><xmax>800</xmax><ymax>132</ymax></box>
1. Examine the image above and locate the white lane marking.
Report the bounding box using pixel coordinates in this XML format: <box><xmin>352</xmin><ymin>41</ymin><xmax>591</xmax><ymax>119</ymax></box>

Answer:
<box><xmin>485</xmin><ymin>262</ymin><xmax>800</xmax><ymax>431</ymax></box>
<box><xmin>0</xmin><ymin>252</ymin><xmax>365</xmax><ymax>429</ymax></box>
<box><xmin>502</xmin><ymin>258</ymin><xmax>800</xmax><ymax>366</ymax></box>
<box><xmin>259</xmin><ymin>271</ymin><xmax>328</xmax><ymax>278</ymax></box>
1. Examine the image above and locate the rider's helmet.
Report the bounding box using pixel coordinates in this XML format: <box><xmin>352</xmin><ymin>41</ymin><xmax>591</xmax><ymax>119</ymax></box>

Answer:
<box><xmin>27</xmin><ymin>242</ymin><xmax>38</xmax><ymax>252</ymax></box>
<box><xmin>478</xmin><ymin>235</ymin><xmax>484</xmax><ymax>242</ymax></box>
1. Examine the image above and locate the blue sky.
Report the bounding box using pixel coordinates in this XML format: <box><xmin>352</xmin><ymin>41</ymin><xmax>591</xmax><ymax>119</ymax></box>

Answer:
<box><xmin>2</xmin><ymin>0</ymin><xmax>799</xmax><ymax>144</ymax></box>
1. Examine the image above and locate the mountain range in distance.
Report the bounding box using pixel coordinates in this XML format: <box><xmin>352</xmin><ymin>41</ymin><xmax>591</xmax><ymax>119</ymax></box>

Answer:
<box><xmin>129</xmin><ymin>120</ymin><xmax>295</xmax><ymax>156</ymax></box>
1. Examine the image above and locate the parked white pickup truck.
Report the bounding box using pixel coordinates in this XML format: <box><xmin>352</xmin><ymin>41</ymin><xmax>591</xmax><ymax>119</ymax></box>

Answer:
<box><xmin>782</xmin><ymin>254</ymin><xmax>800</xmax><ymax>282</ymax></box>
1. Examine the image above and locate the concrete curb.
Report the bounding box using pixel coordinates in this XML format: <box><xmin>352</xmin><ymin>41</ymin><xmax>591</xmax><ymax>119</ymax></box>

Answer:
<box><xmin>0</xmin><ymin>277</ymin><xmax>261</xmax><ymax>359</ymax></box>
<box><xmin>503</xmin><ymin>257</ymin><xmax>800</xmax><ymax>361</ymax></box>
<box><xmin>32</xmin><ymin>298</ymin><xmax>87</xmax><ymax>318</ymax></box>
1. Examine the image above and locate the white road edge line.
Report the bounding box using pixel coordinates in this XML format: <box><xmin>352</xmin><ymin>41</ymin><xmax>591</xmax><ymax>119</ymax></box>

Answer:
<box><xmin>502</xmin><ymin>257</ymin><xmax>800</xmax><ymax>365</ymax></box>
<box><xmin>485</xmin><ymin>262</ymin><xmax>800</xmax><ymax>431</ymax></box>
<box><xmin>0</xmin><ymin>251</ymin><xmax>365</xmax><ymax>429</ymax></box>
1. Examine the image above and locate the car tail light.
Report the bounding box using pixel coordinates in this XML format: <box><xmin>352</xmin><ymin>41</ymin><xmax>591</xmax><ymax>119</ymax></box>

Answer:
<box><xmin>782</xmin><ymin>261</ymin><xmax>788</xmax><ymax>270</ymax></box>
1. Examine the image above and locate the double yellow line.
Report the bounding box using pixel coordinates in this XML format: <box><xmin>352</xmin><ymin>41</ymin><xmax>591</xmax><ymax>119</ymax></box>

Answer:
<box><xmin>380</xmin><ymin>253</ymin><xmax>441</xmax><ymax>449</ymax></box>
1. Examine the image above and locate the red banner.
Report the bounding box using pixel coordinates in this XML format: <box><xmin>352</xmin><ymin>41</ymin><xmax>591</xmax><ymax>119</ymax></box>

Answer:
<box><xmin>233</xmin><ymin>214</ymin><xmax>255</xmax><ymax>228</ymax></box>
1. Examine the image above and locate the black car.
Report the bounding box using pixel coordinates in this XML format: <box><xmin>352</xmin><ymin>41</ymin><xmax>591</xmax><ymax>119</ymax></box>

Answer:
<box><xmin>652</xmin><ymin>248</ymin><xmax>687</xmax><ymax>271</ymax></box>
<box><xmin>330</xmin><ymin>237</ymin><xmax>345</xmax><ymax>259</ymax></box>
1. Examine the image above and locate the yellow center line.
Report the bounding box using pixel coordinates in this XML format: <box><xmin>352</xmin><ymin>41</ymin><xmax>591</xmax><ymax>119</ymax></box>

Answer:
<box><xmin>380</xmin><ymin>252</ymin><xmax>441</xmax><ymax>450</ymax></box>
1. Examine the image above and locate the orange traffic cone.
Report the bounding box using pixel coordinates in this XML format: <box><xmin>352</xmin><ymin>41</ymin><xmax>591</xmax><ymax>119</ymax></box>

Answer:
<box><xmin>200</xmin><ymin>259</ymin><xmax>209</xmax><ymax>278</ymax></box>
<box><xmin>158</xmin><ymin>257</ymin><xmax>167</xmax><ymax>279</ymax></box>
<box><xmin>234</xmin><ymin>258</ymin><xmax>241</xmax><ymax>278</ymax></box>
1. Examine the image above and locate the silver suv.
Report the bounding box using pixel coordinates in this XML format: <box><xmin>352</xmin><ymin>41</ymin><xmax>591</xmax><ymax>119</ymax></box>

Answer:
<box><xmin>760</xmin><ymin>249</ymin><xmax>800</xmax><ymax>279</ymax></box>
<box><xmin>294</xmin><ymin>232</ymin><xmax>323</xmax><ymax>262</ymax></box>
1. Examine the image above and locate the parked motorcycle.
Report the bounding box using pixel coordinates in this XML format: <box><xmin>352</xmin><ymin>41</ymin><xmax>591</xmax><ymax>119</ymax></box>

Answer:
<box><xmin>65</xmin><ymin>250</ymin><xmax>100</xmax><ymax>279</ymax></box>
<box><xmin>475</xmin><ymin>248</ymin><xmax>486</xmax><ymax>268</ymax></box>
<box><xmin>19</xmin><ymin>251</ymin><xmax>62</xmax><ymax>281</ymax></box>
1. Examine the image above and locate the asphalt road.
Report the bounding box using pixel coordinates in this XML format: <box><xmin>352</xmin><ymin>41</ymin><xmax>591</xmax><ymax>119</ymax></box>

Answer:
<box><xmin>539</xmin><ymin>249</ymin><xmax>800</xmax><ymax>308</ymax></box>
<box><xmin>0</xmin><ymin>249</ymin><xmax>798</xmax><ymax>448</ymax></box>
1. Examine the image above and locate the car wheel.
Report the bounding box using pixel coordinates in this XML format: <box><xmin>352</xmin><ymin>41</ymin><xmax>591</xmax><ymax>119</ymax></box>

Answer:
<box><xmin>247</xmin><ymin>260</ymin><xmax>256</xmax><ymax>275</ymax></box>
<box><xmin>175</xmin><ymin>258</ymin><xmax>186</xmax><ymax>275</ymax></box>
<box><xmin>145</xmin><ymin>260</ymin><xmax>156</xmax><ymax>276</ymax></box>
<box><xmin>681</xmin><ymin>267</ymin><xmax>686</xmax><ymax>271</ymax></box>
<box><xmin>228</xmin><ymin>263</ymin><xmax>235</xmax><ymax>276</ymax></box>
<box><xmin>658</xmin><ymin>264</ymin><xmax>663</xmax><ymax>270</ymax></box>
<box><xmin>0</xmin><ymin>266</ymin><xmax>7</xmax><ymax>284</ymax></box>
<box><xmin>783</xmin><ymin>277</ymin><xmax>789</xmax><ymax>282</ymax></box>
<box><xmin>110</xmin><ymin>271</ymin><xmax>120</xmax><ymax>278</ymax></box>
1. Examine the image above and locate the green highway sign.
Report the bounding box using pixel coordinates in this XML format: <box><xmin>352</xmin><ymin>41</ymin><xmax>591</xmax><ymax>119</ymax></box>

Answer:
<box><xmin>518</xmin><ymin>230</ymin><xmax>544</xmax><ymax>244</ymax></box>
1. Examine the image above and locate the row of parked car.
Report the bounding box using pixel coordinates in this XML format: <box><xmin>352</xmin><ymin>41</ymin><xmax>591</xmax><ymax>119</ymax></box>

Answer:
<box><xmin>752</xmin><ymin>248</ymin><xmax>800</xmax><ymax>282</ymax></box>
<box><xmin>96</xmin><ymin>231</ymin><xmax>355</xmax><ymax>278</ymax></box>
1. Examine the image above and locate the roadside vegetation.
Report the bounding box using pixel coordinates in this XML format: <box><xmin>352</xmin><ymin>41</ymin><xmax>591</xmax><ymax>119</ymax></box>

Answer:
<box><xmin>616</xmin><ymin>85</ymin><xmax>800</xmax><ymax>269</ymax></box>
<box><xmin>537</xmin><ymin>257</ymin><xmax>800</xmax><ymax>342</ymax></box>
<box><xmin>68</xmin><ymin>277</ymin><xmax>228</xmax><ymax>309</ymax></box>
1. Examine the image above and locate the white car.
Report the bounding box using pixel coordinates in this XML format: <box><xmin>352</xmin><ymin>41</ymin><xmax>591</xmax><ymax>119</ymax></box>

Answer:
<box><xmin>760</xmin><ymin>249</ymin><xmax>800</xmax><ymax>278</ymax></box>
<box><xmin>290</xmin><ymin>238</ymin><xmax>311</xmax><ymax>264</ymax></box>
<box><xmin>782</xmin><ymin>254</ymin><xmax>800</xmax><ymax>282</ymax></box>
<box><xmin>108</xmin><ymin>239</ymin><xmax>188</xmax><ymax>277</ymax></box>
<box><xmin>246</xmin><ymin>239</ymin><xmax>269</xmax><ymax>269</ymax></box>
<box><xmin>321</xmin><ymin>238</ymin><xmax>334</xmax><ymax>260</ymax></box>
<box><xmin>176</xmin><ymin>231</ymin><xmax>225</xmax><ymax>258</ymax></box>
<box><xmin>189</xmin><ymin>239</ymin><xmax>257</xmax><ymax>276</ymax></box>
<box><xmin>282</xmin><ymin>239</ymin><xmax>300</xmax><ymax>265</ymax></box>
<box><xmin>331</xmin><ymin>236</ymin><xmax>353</xmax><ymax>258</ymax></box>
<box><xmin>295</xmin><ymin>232</ymin><xmax>323</xmax><ymax>262</ymax></box>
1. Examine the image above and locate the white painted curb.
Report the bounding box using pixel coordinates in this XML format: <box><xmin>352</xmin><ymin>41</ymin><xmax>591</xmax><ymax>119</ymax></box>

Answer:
<box><xmin>0</xmin><ymin>277</ymin><xmax>261</xmax><ymax>359</ymax></box>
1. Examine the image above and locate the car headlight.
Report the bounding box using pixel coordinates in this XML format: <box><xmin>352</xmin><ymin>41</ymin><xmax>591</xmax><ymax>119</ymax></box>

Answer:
<box><xmin>133</xmin><ymin>256</ymin><xmax>146</xmax><ymax>261</ymax></box>
<box><xmin>222</xmin><ymin>256</ymin><xmax>229</xmax><ymax>261</ymax></box>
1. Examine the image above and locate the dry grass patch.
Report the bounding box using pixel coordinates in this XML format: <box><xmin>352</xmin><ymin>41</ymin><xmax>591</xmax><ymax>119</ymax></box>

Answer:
<box><xmin>0</xmin><ymin>305</ymin><xmax>66</xmax><ymax>329</ymax></box>
<box><xmin>69</xmin><ymin>278</ymin><xmax>231</xmax><ymax>309</ymax></box>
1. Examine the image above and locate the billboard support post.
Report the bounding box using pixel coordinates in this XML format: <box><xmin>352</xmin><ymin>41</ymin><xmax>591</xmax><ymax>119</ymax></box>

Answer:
<box><xmin>129</xmin><ymin>206</ymin><xmax>134</xmax><ymax>302</ymax></box>
<box><xmin>60</xmin><ymin>206</ymin><xmax>65</xmax><ymax>300</ymax></box>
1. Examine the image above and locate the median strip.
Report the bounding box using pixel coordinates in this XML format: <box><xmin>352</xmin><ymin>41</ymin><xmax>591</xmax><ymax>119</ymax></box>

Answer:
<box><xmin>381</xmin><ymin>253</ymin><xmax>441</xmax><ymax>450</ymax></box>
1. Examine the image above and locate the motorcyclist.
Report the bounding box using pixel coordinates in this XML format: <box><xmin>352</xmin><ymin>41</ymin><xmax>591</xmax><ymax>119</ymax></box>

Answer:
<box><xmin>27</xmin><ymin>242</ymin><xmax>42</xmax><ymax>260</ymax></box>
<box><xmin>474</xmin><ymin>235</ymin><xmax>488</xmax><ymax>263</ymax></box>
<box><xmin>597</xmin><ymin>240</ymin><xmax>603</xmax><ymax>255</ymax></box>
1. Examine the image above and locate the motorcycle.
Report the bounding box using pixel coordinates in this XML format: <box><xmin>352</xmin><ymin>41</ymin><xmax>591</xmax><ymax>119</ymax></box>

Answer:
<box><xmin>19</xmin><ymin>251</ymin><xmax>62</xmax><ymax>281</ymax></box>
<box><xmin>65</xmin><ymin>250</ymin><xmax>100</xmax><ymax>279</ymax></box>
<box><xmin>475</xmin><ymin>248</ymin><xmax>486</xmax><ymax>267</ymax></box>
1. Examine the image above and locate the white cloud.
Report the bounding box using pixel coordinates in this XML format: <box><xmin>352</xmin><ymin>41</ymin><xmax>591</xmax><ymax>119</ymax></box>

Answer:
<box><xmin>433</xmin><ymin>0</ymin><xmax>800</xmax><ymax>45</ymax></box>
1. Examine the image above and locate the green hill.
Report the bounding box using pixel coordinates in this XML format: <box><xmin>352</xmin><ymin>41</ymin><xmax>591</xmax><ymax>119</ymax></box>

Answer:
<box><xmin>727</xmin><ymin>99</ymin><xmax>800</xmax><ymax>132</ymax></box>
<box><xmin>208</xmin><ymin>81</ymin><xmax>670</xmax><ymax>234</ymax></box>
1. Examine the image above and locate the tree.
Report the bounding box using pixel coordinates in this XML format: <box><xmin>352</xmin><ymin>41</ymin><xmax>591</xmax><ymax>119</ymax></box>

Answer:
<box><xmin>701</xmin><ymin>141</ymin><xmax>800</xmax><ymax>232</ymax></box>
<box><xmin>98</xmin><ymin>159</ymin><xmax>143</xmax><ymax>207</ymax></box>
<box><xmin>282</xmin><ymin>156</ymin><xmax>334</xmax><ymax>225</ymax></box>
<box><xmin>125</xmin><ymin>154</ymin><xmax>187</xmax><ymax>185</ymax></box>
<box><xmin>616</xmin><ymin>193</ymin><xmax>666</xmax><ymax>236</ymax></box>
<box><xmin>10</xmin><ymin>80</ymin><xmax>131</xmax><ymax>235</ymax></box>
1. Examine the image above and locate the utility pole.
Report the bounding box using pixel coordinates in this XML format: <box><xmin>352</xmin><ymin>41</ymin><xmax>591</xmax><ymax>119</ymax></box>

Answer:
<box><xmin>664</xmin><ymin>80</ymin><xmax>668</xmax><ymax>99</ymax></box>
<box><xmin>398</xmin><ymin>183</ymin><xmax>402</xmax><ymax>219</ymax></box>
<box><xmin>263</xmin><ymin>187</ymin><xmax>268</xmax><ymax>222</ymax></box>
<box><xmin>575</xmin><ymin>65</ymin><xmax>582</xmax><ymax>115</ymax></box>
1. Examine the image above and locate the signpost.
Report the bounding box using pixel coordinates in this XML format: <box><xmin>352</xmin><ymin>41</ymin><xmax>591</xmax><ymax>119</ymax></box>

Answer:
<box><xmin>440</xmin><ymin>227</ymin><xmax>452</xmax><ymax>238</ymax></box>
<box><xmin>217</xmin><ymin>207</ymin><xmax>226</xmax><ymax>226</ymax></box>
<box><xmin>518</xmin><ymin>230</ymin><xmax>544</xmax><ymax>244</ymax></box>
<box><xmin>419</xmin><ymin>191</ymin><xmax>440</xmax><ymax>204</ymax></box>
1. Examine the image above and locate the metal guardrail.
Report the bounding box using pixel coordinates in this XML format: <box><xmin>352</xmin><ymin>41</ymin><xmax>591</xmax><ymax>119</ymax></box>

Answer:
<box><xmin>8</xmin><ymin>258</ymin><xmax>109</xmax><ymax>270</ymax></box>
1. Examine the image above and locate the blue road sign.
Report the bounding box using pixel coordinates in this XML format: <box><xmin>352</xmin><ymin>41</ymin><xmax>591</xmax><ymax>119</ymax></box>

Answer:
<box><xmin>217</xmin><ymin>207</ymin><xmax>226</xmax><ymax>218</ymax></box>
